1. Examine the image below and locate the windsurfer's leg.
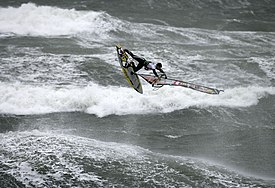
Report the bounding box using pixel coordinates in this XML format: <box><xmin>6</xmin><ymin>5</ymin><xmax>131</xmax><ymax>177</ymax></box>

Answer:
<box><xmin>132</xmin><ymin>55</ymin><xmax>146</xmax><ymax>64</ymax></box>
<box><xmin>124</xmin><ymin>50</ymin><xmax>146</xmax><ymax>72</ymax></box>
<box><xmin>133</xmin><ymin>62</ymin><xmax>144</xmax><ymax>72</ymax></box>
<box><xmin>130</xmin><ymin>55</ymin><xmax>146</xmax><ymax>72</ymax></box>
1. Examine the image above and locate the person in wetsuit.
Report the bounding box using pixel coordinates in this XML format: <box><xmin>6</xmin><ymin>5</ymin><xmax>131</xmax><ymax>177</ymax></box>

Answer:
<box><xmin>124</xmin><ymin>49</ymin><xmax>167</xmax><ymax>79</ymax></box>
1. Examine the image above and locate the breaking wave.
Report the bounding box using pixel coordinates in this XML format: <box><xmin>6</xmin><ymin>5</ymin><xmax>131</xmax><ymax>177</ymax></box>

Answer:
<box><xmin>0</xmin><ymin>82</ymin><xmax>274</xmax><ymax>117</ymax></box>
<box><xmin>0</xmin><ymin>3</ymin><xmax>115</xmax><ymax>36</ymax></box>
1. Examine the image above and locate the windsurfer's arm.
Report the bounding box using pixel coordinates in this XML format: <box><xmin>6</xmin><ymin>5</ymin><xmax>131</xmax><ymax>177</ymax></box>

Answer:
<box><xmin>152</xmin><ymin>69</ymin><xmax>159</xmax><ymax>78</ymax></box>
<box><xmin>159</xmin><ymin>69</ymin><xmax>167</xmax><ymax>79</ymax></box>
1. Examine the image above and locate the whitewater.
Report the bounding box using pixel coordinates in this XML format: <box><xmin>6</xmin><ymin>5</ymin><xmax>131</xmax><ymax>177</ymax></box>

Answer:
<box><xmin>0</xmin><ymin>82</ymin><xmax>274</xmax><ymax>117</ymax></box>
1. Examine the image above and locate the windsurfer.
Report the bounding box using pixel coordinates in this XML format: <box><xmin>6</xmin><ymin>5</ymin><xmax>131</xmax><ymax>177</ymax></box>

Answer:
<box><xmin>124</xmin><ymin>49</ymin><xmax>167</xmax><ymax>79</ymax></box>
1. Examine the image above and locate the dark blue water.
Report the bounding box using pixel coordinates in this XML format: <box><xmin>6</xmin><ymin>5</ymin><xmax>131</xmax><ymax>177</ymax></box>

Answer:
<box><xmin>0</xmin><ymin>1</ymin><xmax>275</xmax><ymax>187</ymax></box>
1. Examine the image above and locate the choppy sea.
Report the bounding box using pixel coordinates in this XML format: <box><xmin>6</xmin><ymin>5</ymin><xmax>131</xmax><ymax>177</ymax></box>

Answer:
<box><xmin>0</xmin><ymin>0</ymin><xmax>275</xmax><ymax>187</ymax></box>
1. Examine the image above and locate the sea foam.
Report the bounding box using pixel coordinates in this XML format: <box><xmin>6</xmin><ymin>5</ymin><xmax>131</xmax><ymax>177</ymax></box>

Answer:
<box><xmin>0</xmin><ymin>82</ymin><xmax>274</xmax><ymax>117</ymax></box>
<box><xmin>0</xmin><ymin>3</ymin><xmax>114</xmax><ymax>36</ymax></box>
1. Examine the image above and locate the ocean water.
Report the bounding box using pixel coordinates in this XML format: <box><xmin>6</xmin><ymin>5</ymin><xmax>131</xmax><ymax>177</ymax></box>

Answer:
<box><xmin>0</xmin><ymin>0</ymin><xmax>275</xmax><ymax>187</ymax></box>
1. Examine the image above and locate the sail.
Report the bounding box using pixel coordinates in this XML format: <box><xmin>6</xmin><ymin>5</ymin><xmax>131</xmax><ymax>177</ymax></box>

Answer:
<box><xmin>139</xmin><ymin>74</ymin><xmax>223</xmax><ymax>95</ymax></box>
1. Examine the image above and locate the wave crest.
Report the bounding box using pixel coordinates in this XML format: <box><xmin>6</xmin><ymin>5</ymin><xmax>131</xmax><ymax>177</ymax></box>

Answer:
<box><xmin>0</xmin><ymin>3</ymin><xmax>114</xmax><ymax>36</ymax></box>
<box><xmin>0</xmin><ymin>82</ymin><xmax>274</xmax><ymax>117</ymax></box>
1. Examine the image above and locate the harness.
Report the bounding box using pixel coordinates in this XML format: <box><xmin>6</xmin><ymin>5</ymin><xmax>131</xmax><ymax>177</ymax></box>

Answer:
<box><xmin>144</xmin><ymin>60</ymin><xmax>152</xmax><ymax>70</ymax></box>
<box><xmin>144</xmin><ymin>60</ymin><xmax>150</xmax><ymax>66</ymax></box>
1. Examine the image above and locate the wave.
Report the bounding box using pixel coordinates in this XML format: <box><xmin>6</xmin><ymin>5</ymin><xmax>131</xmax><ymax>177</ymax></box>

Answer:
<box><xmin>0</xmin><ymin>82</ymin><xmax>274</xmax><ymax>117</ymax></box>
<box><xmin>1</xmin><ymin>1</ymin><xmax>274</xmax><ymax>38</ymax></box>
<box><xmin>0</xmin><ymin>3</ymin><xmax>116</xmax><ymax>36</ymax></box>
<box><xmin>0</xmin><ymin>130</ymin><xmax>147</xmax><ymax>187</ymax></box>
<box><xmin>1</xmin><ymin>130</ymin><xmax>272</xmax><ymax>187</ymax></box>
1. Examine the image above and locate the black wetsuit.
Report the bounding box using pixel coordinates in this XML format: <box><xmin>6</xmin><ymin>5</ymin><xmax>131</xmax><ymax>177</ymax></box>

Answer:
<box><xmin>124</xmin><ymin>49</ymin><xmax>147</xmax><ymax>72</ymax></box>
<box><xmin>124</xmin><ymin>49</ymin><xmax>166</xmax><ymax>78</ymax></box>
